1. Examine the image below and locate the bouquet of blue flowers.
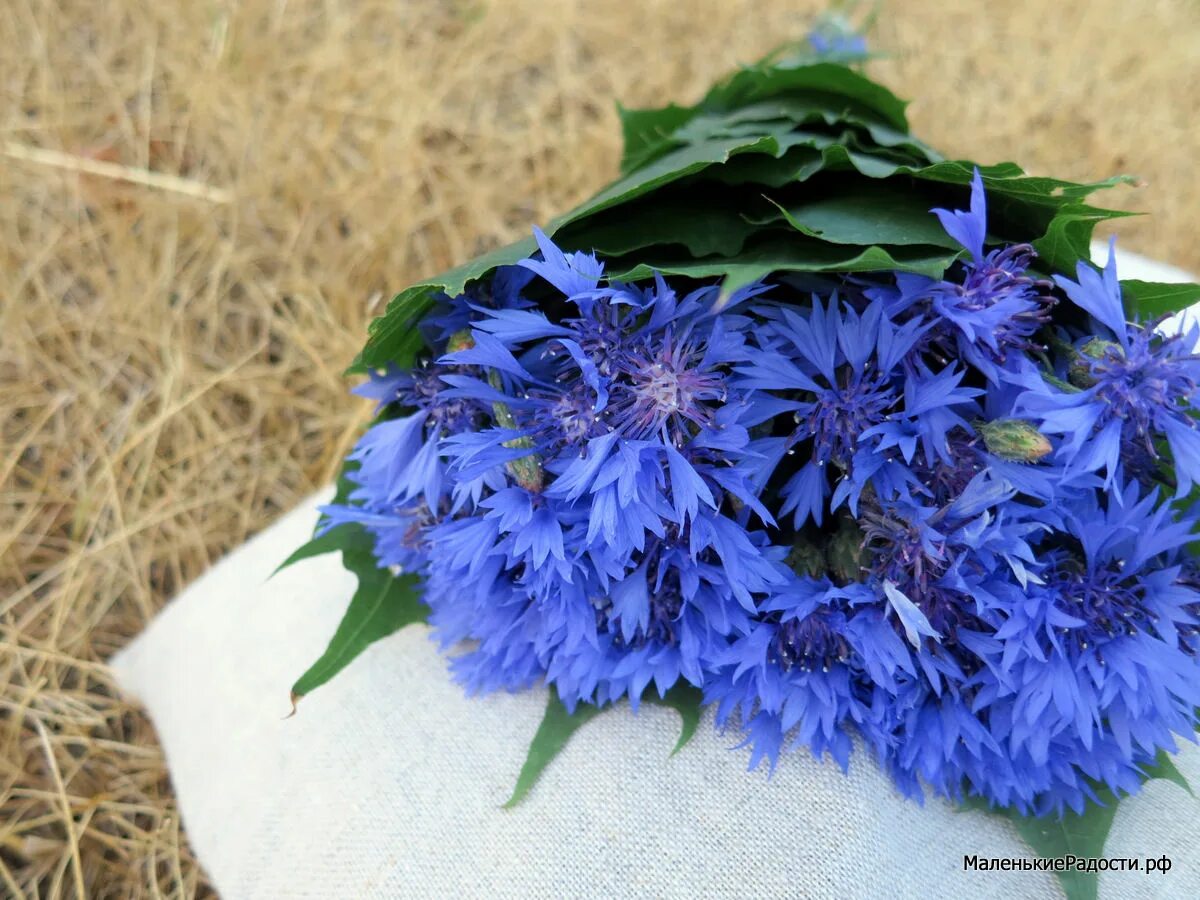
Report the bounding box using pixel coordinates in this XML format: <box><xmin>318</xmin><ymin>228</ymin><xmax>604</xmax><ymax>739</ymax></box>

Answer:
<box><xmin>281</xmin><ymin>23</ymin><xmax>1200</xmax><ymax>898</ymax></box>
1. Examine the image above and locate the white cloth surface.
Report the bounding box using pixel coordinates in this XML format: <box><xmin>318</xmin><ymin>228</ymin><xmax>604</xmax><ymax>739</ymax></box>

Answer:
<box><xmin>111</xmin><ymin>247</ymin><xmax>1200</xmax><ymax>900</ymax></box>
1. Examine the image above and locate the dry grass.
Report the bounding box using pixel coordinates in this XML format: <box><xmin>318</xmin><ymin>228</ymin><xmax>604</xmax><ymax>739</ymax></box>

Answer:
<box><xmin>2</xmin><ymin>0</ymin><xmax>1198</xmax><ymax>896</ymax></box>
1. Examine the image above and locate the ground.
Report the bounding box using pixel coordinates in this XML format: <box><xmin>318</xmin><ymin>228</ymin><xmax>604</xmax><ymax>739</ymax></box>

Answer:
<box><xmin>2</xmin><ymin>1</ymin><xmax>1199</xmax><ymax>896</ymax></box>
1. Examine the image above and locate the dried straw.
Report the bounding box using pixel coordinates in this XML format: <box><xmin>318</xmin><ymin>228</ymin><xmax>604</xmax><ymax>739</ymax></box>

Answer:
<box><xmin>2</xmin><ymin>0</ymin><xmax>1198</xmax><ymax>895</ymax></box>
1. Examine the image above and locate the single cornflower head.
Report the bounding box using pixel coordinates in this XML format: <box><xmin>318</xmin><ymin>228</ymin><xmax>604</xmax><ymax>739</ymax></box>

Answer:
<box><xmin>806</xmin><ymin>15</ymin><xmax>868</xmax><ymax>58</ymax></box>
<box><xmin>615</xmin><ymin>324</ymin><xmax>730</xmax><ymax>445</ymax></box>
<box><xmin>770</xmin><ymin>606</ymin><xmax>852</xmax><ymax>674</ymax></box>
<box><xmin>736</xmin><ymin>296</ymin><xmax>942</xmax><ymax>528</ymax></box>
<box><xmin>1018</xmin><ymin>240</ymin><xmax>1200</xmax><ymax>493</ymax></box>
<box><xmin>913</xmin><ymin>170</ymin><xmax>1057</xmax><ymax>380</ymax></box>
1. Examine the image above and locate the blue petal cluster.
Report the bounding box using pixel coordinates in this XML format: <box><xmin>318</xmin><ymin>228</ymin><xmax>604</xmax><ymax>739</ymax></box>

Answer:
<box><xmin>325</xmin><ymin>171</ymin><xmax>1200</xmax><ymax>816</ymax></box>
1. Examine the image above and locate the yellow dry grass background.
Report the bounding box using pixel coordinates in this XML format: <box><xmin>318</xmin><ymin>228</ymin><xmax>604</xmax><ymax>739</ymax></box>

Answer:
<box><xmin>1</xmin><ymin>0</ymin><xmax>1198</xmax><ymax>896</ymax></box>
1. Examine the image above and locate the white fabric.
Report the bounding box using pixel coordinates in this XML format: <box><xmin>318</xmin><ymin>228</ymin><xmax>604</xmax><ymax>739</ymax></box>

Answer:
<box><xmin>111</xmin><ymin>247</ymin><xmax>1200</xmax><ymax>899</ymax></box>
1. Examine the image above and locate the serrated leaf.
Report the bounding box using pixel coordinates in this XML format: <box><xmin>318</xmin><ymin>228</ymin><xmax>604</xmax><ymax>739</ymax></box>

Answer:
<box><xmin>272</xmin><ymin>522</ymin><xmax>358</xmax><ymax>577</ymax></box>
<box><xmin>555</xmin><ymin>135</ymin><xmax>785</xmax><ymax>227</ymax></box>
<box><xmin>1032</xmin><ymin>204</ymin><xmax>1138</xmax><ymax>277</ymax></box>
<box><xmin>703</xmin><ymin>62</ymin><xmax>910</xmax><ymax>132</ymax></box>
<box><xmin>503</xmin><ymin>689</ymin><xmax>605</xmax><ymax>808</ymax></box>
<box><xmin>673</xmin><ymin>99</ymin><xmax>936</xmax><ymax>162</ymax></box>
<box><xmin>290</xmin><ymin>566</ymin><xmax>427</xmax><ymax>702</ymax></box>
<box><xmin>617</xmin><ymin>62</ymin><xmax>928</xmax><ymax>174</ymax></box>
<box><xmin>644</xmin><ymin>684</ymin><xmax>704</xmax><ymax>755</ymax></box>
<box><xmin>617</xmin><ymin>101</ymin><xmax>699</xmax><ymax>174</ymax></box>
<box><xmin>560</xmin><ymin>197</ymin><xmax>762</xmax><ymax>259</ymax></box>
<box><xmin>1121</xmin><ymin>279</ymin><xmax>1200</xmax><ymax>320</ymax></box>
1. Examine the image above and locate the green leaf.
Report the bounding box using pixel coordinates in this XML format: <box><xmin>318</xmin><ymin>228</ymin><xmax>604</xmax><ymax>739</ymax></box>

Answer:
<box><xmin>644</xmin><ymin>684</ymin><xmax>704</xmax><ymax>756</ymax></box>
<box><xmin>290</xmin><ymin>563</ymin><xmax>427</xmax><ymax>703</ymax></box>
<box><xmin>703</xmin><ymin>62</ymin><xmax>911</xmax><ymax>132</ymax></box>
<box><xmin>503</xmin><ymin>689</ymin><xmax>605</xmax><ymax>808</ymax></box>
<box><xmin>1140</xmin><ymin>747</ymin><xmax>1195</xmax><ymax>797</ymax></box>
<box><xmin>1033</xmin><ymin>204</ymin><xmax>1138</xmax><ymax>277</ymax></box>
<box><xmin>555</xmin><ymin>135</ymin><xmax>785</xmax><ymax>228</ymax></box>
<box><xmin>961</xmin><ymin>755</ymin><xmax>1193</xmax><ymax>900</ymax></box>
<box><xmin>560</xmin><ymin>195</ymin><xmax>763</xmax><ymax>259</ymax></box>
<box><xmin>710</xmin><ymin>138</ymin><xmax>916</xmax><ymax>188</ymax></box>
<box><xmin>1013</xmin><ymin>802</ymin><xmax>1118</xmax><ymax>900</ymax></box>
<box><xmin>272</xmin><ymin>522</ymin><xmax>357</xmax><ymax>577</ymax></box>
<box><xmin>1121</xmin><ymin>279</ymin><xmax>1200</xmax><ymax>320</ymax></box>
<box><xmin>273</xmin><ymin>463</ymin><xmax>364</xmax><ymax>577</ymax></box>
<box><xmin>362</xmin><ymin>235</ymin><xmax>537</xmax><ymax>367</ymax></box>
<box><xmin>616</xmin><ymin>101</ymin><xmax>699</xmax><ymax>174</ymax></box>
<box><xmin>759</xmin><ymin>183</ymin><xmax>962</xmax><ymax>248</ymax></box>
<box><xmin>608</xmin><ymin>237</ymin><xmax>961</xmax><ymax>292</ymax></box>
<box><xmin>617</xmin><ymin>60</ymin><xmax>930</xmax><ymax>174</ymax></box>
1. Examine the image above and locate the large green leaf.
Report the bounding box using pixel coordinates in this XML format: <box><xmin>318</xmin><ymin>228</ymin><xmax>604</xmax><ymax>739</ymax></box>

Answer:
<box><xmin>1032</xmin><ymin>204</ymin><xmax>1138</xmax><ymax>279</ymax></box>
<box><xmin>617</xmin><ymin>101</ymin><xmax>700</xmax><ymax>174</ymax></box>
<box><xmin>962</xmin><ymin>750</ymin><xmax>1193</xmax><ymax>900</ymax></box>
<box><xmin>1121</xmin><ymin>279</ymin><xmax>1200</xmax><ymax>320</ymax></box>
<box><xmin>709</xmin><ymin>138</ymin><xmax>917</xmax><ymax>187</ymax></box>
<box><xmin>617</xmin><ymin>58</ymin><xmax>926</xmax><ymax>174</ymax></box>
<box><xmin>290</xmin><ymin>534</ymin><xmax>428</xmax><ymax>704</ymax></box>
<box><xmin>758</xmin><ymin>183</ymin><xmax>962</xmax><ymax>248</ymax></box>
<box><xmin>362</xmin><ymin>235</ymin><xmax>537</xmax><ymax>367</ymax></box>
<box><xmin>703</xmin><ymin>62</ymin><xmax>910</xmax><ymax>131</ymax></box>
<box><xmin>555</xmin><ymin>134</ymin><xmax>786</xmax><ymax>227</ymax></box>
<box><xmin>560</xmin><ymin>199</ymin><xmax>762</xmax><ymax>259</ymax></box>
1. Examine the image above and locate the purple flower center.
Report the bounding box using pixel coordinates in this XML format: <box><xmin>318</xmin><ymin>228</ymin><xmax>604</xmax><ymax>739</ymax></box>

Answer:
<box><xmin>529</xmin><ymin>382</ymin><xmax>609</xmax><ymax>450</ymax></box>
<box><xmin>1048</xmin><ymin>553</ymin><xmax>1155</xmax><ymax>651</ymax></box>
<box><xmin>771</xmin><ymin>610</ymin><xmax>850</xmax><ymax>673</ymax></box>
<box><xmin>803</xmin><ymin>372</ymin><xmax>895</xmax><ymax>466</ymax></box>
<box><xmin>860</xmin><ymin>506</ymin><xmax>980</xmax><ymax>646</ymax></box>
<box><xmin>1088</xmin><ymin>331</ymin><xmax>1198</xmax><ymax>446</ymax></box>
<box><xmin>563</xmin><ymin>308</ymin><xmax>632</xmax><ymax>377</ymax></box>
<box><xmin>619</xmin><ymin>330</ymin><xmax>726</xmax><ymax>443</ymax></box>
<box><xmin>410</xmin><ymin>363</ymin><xmax>489</xmax><ymax>434</ymax></box>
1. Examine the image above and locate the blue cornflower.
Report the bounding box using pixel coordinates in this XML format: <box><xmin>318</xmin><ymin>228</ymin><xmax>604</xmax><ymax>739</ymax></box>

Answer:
<box><xmin>706</xmin><ymin>575</ymin><xmax>911</xmax><ymax>773</ymax></box>
<box><xmin>1017</xmin><ymin>241</ymin><xmax>1200</xmax><ymax>493</ymax></box>
<box><xmin>736</xmin><ymin>297</ymin><xmax>956</xmax><ymax>526</ymax></box>
<box><xmin>806</xmin><ymin>17</ymin><xmax>868</xmax><ymax>57</ymax></box>
<box><xmin>873</xmin><ymin>170</ymin><xmax>1055</xmax><ymax>382</ymax></box>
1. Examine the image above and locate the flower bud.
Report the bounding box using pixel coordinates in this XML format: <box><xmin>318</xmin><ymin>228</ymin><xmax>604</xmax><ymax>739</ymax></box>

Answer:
<box><xmin>1068</xmin><ymin>337</ymin><xmax>1120</xmax><ymax>388</ymax></box>
<box><xmin>786</xmin><ymin>540</ymin><xmax>826</xmax><ymax>580</ymax></box>
<box><xmin>979</xmin><ymin>418</ymin><xmax>1052</xmax><ymax>462</ymax></box>
<box><xmin>828</xmin><ymin>517</ymin><xmax>867</xmax><ymax>585</ymax></box>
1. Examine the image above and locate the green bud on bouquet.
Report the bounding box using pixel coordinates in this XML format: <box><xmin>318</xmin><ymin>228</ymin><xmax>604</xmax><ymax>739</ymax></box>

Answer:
<box><xmin>978</xmin><ymin>418</ymin><xmax>1053</xmax><ymax>462</ymax></box>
